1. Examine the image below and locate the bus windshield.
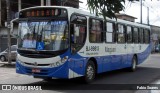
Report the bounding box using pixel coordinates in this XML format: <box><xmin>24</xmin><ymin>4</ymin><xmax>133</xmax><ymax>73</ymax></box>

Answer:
<box><xmin>18</xmin><ymin>20</ymin><xmax>69</xmax><ymax>51</ymax></box>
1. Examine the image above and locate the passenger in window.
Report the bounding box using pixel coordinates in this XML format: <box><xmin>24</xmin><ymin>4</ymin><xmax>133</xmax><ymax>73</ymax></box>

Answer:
<box><xmin>22</xmin><ymin>33</ymin><xmax>36</xmax><ymax>48</ymax></box>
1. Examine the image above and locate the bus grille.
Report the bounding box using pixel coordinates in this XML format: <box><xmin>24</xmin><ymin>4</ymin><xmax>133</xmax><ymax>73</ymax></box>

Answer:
<box><xmin>24</xmin><ymin>62</ymin><xmax>50</xmax><ymax>66</ymax></box>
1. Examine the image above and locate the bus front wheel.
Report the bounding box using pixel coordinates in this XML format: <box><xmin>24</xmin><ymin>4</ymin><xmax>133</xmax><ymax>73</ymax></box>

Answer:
<box><xmin>84</xmin><ymin>60</ymin><xmax>96</xmax><ymax>83</ymax></box>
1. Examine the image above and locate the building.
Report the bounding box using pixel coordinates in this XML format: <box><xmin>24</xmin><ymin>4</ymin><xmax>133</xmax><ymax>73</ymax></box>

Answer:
<box><xmin>115</xmin><ymin>13</ymin><xmax>137</xmax><ymax>22</ymax></box>
<box><xmin>150</xmin><ymin>25</ymin><xmax>160</xmax><ymax>52</ymax></box>
<box><xmin>0</xmin><ymin>0</ymin><xmax>80</xmax><ymax>52</ymax></box>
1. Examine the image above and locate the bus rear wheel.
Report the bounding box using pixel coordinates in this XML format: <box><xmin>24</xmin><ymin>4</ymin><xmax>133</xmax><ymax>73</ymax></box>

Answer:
<box><xmin>84</xmin><ymin>60</ymin><xmax>96</xmax><ymax>83</ymax></box>
<box><xmin>130</xmin><ymin>56</ymin><xmax>137</xmax><ymax>72</ymax></box>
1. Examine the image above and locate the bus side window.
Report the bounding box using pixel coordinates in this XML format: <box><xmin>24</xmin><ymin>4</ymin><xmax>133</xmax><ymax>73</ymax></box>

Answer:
<box><xmin>138</xmin><ymin>28</ymin><xmax>141</xmax><ymax>43</ymax></box>
<box><xmin>70</xmin><ymin>14</ymin><xmax>87</xmax><ymax>54</ymax></box>
<box><xmin>127</xmin><ymin>26</ymin><xmax>133</xmax><ymax>43</ymax></box>
<box><xmin>148</xmin><ymin>30</ymin><xmax>150</xmax><ymax>43</ymax></box>
<box><xmin>106</xmin><ymin>22</ymin><xmax>115</xmax><ymax>43</ymax></box>
<box><xmin>133</xmin><ymin>27</ymin><xmax>139</xmax><ymax>43</ymax></box>
<box><xmin>144</xmin><ymin>29</ymin><xmax>150</xmax><ymax>44</ymax></box>
<box><xmin>117</xmin><ymin>24</ymin><xmax>126</xmax><ymax>43</ymax></box>
<box><xmin>89</xmin><ymin>18</ymin><xmax>103</xmax><ymax>43</ymax></box>
<box><xmin>139</xmin><ymin>28</ymin><xmax>144</xmax><ymax>44</ymax></box>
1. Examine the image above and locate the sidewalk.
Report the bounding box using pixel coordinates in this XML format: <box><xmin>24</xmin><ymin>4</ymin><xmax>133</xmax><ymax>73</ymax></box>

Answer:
<box><xmin>0</xmin><ymin>62</ymin><xmax>25</xmax><ymax>81</ymax></box>
<box><xmin>0</xmin><ymin>62</ymin><xmax>16</xmax><ymax>66</ymax></box>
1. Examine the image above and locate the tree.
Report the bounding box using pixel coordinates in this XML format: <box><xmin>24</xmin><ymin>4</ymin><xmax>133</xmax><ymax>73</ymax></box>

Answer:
<box><xmin>87</xmin><ymin>0</ymin><xmax>134</xmax><ymax>19</ymax></box>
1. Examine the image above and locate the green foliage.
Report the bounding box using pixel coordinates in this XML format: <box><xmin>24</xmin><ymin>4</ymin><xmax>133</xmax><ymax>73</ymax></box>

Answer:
<box><xmin>87</xmin><ymin>0</ymin><xmax>134</xmax><ymax>19</ymax></box>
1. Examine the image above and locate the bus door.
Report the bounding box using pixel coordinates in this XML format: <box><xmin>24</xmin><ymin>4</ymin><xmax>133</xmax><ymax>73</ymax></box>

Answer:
<box><xmin>70</xmin><ymin>14</ymin><xmax>87</xmax><ymax>76</ymax></box>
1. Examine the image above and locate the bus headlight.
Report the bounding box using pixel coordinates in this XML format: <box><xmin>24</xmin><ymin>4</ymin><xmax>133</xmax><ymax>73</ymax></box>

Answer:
<box><xmin>50</xmin><ymin>56</ymin><xmax>68</xmax><ymax>67</ymax></box>
<box><xmin>16</xmin><ymin>58</ymin><xmax>25</xmax><ymax>66</ymax></box>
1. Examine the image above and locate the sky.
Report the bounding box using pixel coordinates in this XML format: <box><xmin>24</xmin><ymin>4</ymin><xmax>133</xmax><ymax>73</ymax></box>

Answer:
<box><xmin>79</xmin><ymin>0</ymin><xmax>160</xmax><ymax>26</ymax></box>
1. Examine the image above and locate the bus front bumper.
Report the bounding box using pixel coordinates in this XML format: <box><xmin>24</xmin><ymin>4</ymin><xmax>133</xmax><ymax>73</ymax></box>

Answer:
<box><xmin>16</xmin><ymin>61</ymin><xmax>69</xmax><ymax>79</ymax></box>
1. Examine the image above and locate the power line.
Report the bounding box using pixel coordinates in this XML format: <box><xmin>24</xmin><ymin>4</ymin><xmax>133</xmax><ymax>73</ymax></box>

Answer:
<box><xmin>132</xmin><ymin>1</ymin><xmax>160</xmax><ymax>22</ymax></box>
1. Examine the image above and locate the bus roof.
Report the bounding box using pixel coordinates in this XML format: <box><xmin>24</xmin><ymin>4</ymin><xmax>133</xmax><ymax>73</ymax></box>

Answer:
<box><xmin>20</xmin><ymin>6</ymin><xmax>150</xmax><ymax>29</ymax></box>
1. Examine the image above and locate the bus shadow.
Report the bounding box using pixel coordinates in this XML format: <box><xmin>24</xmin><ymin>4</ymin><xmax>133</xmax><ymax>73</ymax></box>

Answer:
<box><xmin>94</xmin><ymin>66</ymin><xmax>160</xmax><ymax>84</ymax></box>
<box><xmin>23</xmin><ymin>66</ymin><xmax>160</xmax><ymax>91</ymax></box>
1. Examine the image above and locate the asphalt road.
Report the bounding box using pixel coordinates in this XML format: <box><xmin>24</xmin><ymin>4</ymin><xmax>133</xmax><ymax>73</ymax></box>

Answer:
<box><xmin>0</xmin><ymin>54</ymin><xmax>160</xmax><ymax>93</ymax></box>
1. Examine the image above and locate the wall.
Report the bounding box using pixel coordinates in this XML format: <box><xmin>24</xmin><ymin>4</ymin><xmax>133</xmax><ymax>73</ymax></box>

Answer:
<box><xmin>0</xmin><ymin>27</ymin><xmax>17</xmax><ymax>52</ymax></box>
<box><xmin>150</xmin><ymin>25</ymin><xmax>160</xmax><ymax>52</ymax></box>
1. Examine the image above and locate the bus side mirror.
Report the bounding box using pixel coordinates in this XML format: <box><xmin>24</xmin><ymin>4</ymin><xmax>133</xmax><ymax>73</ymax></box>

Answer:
<box><xmin>10</xmin><ymin>18</ymin><xmax>19</xmax><ymax>34</ymax></box>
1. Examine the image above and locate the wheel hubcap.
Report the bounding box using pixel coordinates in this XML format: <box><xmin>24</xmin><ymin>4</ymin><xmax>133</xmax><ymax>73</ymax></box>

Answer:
<box><xmin>86</xmin><ymin>65</ymin><xmax>94</xmax><ymax>80</ymax></box>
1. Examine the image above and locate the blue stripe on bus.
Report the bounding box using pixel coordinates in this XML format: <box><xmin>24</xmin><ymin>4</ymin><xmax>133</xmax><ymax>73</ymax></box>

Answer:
<box><xmin>16</xmin><ymin>43</ymin><xmax>151</xmax><ymax>79</ymax></box>
<box><xmin>69</xmin><ymin>43</ymin><xmax>151</xmax><ymax>75</ymax></box>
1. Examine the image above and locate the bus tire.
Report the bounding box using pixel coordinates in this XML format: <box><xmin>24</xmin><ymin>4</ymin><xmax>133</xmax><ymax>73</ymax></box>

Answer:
<box><xmin>84</xmin><ymin>60</ymin><xmax>96</xmax><ymax>83</ymax></box>
<box><xmin>130</xmin><ymin>56</ymin><xmax>137</xmax><ymax>72</ymax></box>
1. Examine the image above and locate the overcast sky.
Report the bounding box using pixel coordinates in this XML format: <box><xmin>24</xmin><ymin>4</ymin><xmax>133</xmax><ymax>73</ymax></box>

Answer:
<box><xmin>79</xmin><ymin>0</ymin><xmax>160</xmax><ymax>26</ymax></box>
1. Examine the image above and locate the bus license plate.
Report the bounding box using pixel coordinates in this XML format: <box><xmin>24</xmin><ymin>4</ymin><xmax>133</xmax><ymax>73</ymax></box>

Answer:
<box><xmin>32</xmin><ymin>68</ymin><xmax>40</xmax><ymax>73</ymax></box>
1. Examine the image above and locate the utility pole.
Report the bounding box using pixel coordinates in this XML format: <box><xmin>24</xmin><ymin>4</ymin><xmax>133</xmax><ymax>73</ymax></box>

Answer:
<box><xmin>18</xmin><ymin>0</ymin><xmax>21</xmax><ymax>12</ymax></box>
<box><xmin>147</xmin><ymin>7</ymin><xmax>149</xmax><ymax>25</ymax></box>
<box><xmin>0</xmin><ymin>0</ymin><xmax>1</xmax><ymax>26</ymax></box>
<box><xmin>140</xmin><ymin>0</ymin><xmax>142</xmax><ymax>24</ymax></box>
<box><xmin>6</xmin><ymin>0</ymin><xmax>11</xmax><ymax>64</ymax></box>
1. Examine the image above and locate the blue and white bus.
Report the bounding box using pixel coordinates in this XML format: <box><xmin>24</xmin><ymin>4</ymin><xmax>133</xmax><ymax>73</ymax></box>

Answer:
<box><xmin>16</xmin><ymin>6</ymin><xmax>151</xmax><ymax>83</ymax></box>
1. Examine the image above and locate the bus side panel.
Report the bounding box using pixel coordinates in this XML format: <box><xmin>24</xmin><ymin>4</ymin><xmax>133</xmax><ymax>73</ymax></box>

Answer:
<box><xmin>103</xmin><ymin>54</ymin><xmax>131</xmax><ymax>72</ymax></box>
<box><xmin>102</xmin><ymin>56</ymin><xmax>112</xmax><ymax>72</ymax></box>
<box><xmin>101</xmin><ymin>44</ymin><xmax>151</xmax><ymax>72</ymax></box>
<box><xmin>126</xmin><ymin>54</ymin><xmax>134</xmax><ymax>67</ymax></box>
<box><xmin>70</xmin><ymin>43</ymin><xmax>152</xmax><ymax>77</ymax></box>
<box><xmin>137</xmin><ymin>44</ymin><xmax>152</xmax><ymax>64</ymax></box>
<box><xmin>68</xmin><ymin>55</ymin><xmax>104</xmax><ymax>76</ymax></box>
<box><xmin>68</xmin><ymin>54</ymin><xmax>86</xmax><ymax>78</ymax></box>
<box><xmin>116</xmin><ymin>54</ymin><xmax>132</xmax><ymax>69</ymax></box>
<box><xmin>111</xmin><ymin>55</ymin><xmax>122</xmax><ymax>70</ymax></box>
<box><xmin>96</xmin><ymin>57</ymin><xmax>103</xmax><ymax>73</ymax></box>
<box><xmin>72</xmin><ymin>60</ymin><xmax>85</xmax><ymax>75</ymax></box>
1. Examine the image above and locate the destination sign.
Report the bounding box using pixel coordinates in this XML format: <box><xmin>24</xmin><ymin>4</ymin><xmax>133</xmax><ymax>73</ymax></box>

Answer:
<box><xmin>19</xmin><ymin>8</ymin><xmax>67</xmax><ymax>18</ymax></box>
